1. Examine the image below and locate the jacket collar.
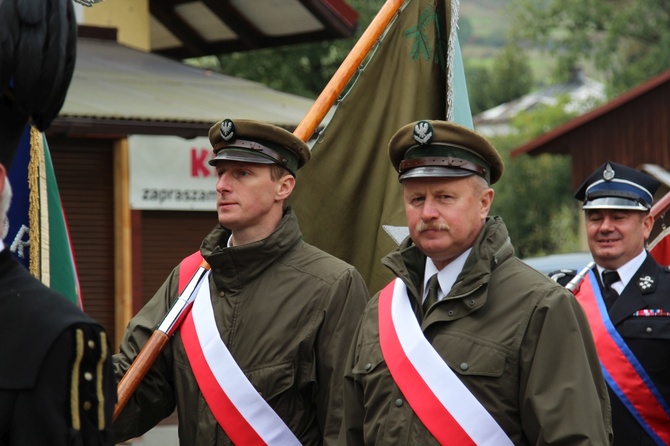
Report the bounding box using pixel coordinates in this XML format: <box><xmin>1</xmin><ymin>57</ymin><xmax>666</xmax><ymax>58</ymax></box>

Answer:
<box><xmin>201</xmin><ymin>207</ymin><xmax>303</xmax><ymax>292</ymax></box>
<box><xmin>608</xmin><ymin>252</ymin><xmax>659</xmax><ymax>325</ymax></box>
<box><xmin>382</xmin><ymin>216</ymin><xmax>514</xmax><ymax>312</ymax></box>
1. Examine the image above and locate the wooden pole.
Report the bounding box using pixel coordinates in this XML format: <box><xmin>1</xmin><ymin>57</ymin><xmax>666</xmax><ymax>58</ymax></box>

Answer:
<box><xmin>113</xmin><ymin>139</ymin><xmax>132</xmax><ymax>352</ymax></box>
<box><xmin>114</xmin><ymin>331</ymin><xmax>170</xmax><ymax>420</ymax></box>
<box><xmin>292</xmin><ymin>0</ymin><xmax>406</xmax><ymax>142</ymax></box>
<box><xmin>113</xmin><ymin>259</ymin><xmax>210</xmax><ymax>421</ymax></box>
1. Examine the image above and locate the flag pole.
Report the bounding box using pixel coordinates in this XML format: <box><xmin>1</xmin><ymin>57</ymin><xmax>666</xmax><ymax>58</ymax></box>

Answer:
<box><xmin>293</xmin><ymin>0</ymin><xmax>406</xmax><ymax>142</ymax></box>
<box><xmin>114</xmin><ymin>259</ymin><xmax>210</xmax><ymax>420</ymax></box>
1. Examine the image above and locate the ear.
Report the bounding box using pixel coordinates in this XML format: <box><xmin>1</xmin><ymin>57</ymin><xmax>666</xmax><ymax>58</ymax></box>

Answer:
<box><xmin>479</xmin><ymin>187</ymin><xmax>494</xmax><ymax>218</ymax></box>
<box><xmin>275</xmin><ymin>174</ymin><xmax>295</xmax><ymax>202</ymax></box>
<box><xmin>642</xmin><ymin>212</ymin><xmax>654</xmax><ymax>239</ymax></box>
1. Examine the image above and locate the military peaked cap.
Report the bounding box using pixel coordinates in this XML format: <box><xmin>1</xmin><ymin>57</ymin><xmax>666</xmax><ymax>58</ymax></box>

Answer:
<box><xmin>388</xmin><ymin>120</ymin><xmax>504</xmax><ymax>184</ymax></box>
<box><xmin>208</xmin><ymin>118</ymin><xmax>310</xmax><ymax>177</ymax></box>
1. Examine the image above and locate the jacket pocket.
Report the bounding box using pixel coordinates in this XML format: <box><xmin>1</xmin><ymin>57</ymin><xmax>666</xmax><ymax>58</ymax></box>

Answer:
<box><xmin>352</xmin><ymin>342</ymin><xmax>386</xmax><ymax>376</ymax></box>
<box><xmin>622</xmin><ymin>317</ymin><xmax>670</xmax><ymax>340</ymax></box>
<box><xmin>245</xmin><ymin>361</ymin><xmax>295</xmax><ymax>401</ymax></box>
<box><xmin>432</xmin><ymin>333</ymin><xmax>507</xmax><ymax>377</ymax></box>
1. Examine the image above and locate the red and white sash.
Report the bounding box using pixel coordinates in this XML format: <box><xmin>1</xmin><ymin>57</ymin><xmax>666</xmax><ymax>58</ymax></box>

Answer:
<box><xmin>574</xmin><ymin>271</ymin><xmax>670</xmax><ymax>445</ymax></box>
<box><xmin>179</xmin><ymin>254</ymin><xmax>300</xmax><ymax>446</ymax></box>
<box><xmin>378</xmin><ymin>278</ymin><xmax>512</xmax><ymax>445</ymax></box>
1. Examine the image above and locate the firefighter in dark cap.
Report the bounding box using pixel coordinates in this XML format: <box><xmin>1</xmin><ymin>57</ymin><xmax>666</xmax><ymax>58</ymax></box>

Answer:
<box><xmin>113</xmin><ymin>118</ymin><xmax>369</xmax><ymax>445</ymax></box>
<box><xmin>0</xmin><ymin>153</ymin><xmax>116</xmax><ymax>445</ymax></box>
<box><xmin>338</xmin><ymin>120</ymin><xmax>612</xmax><ymax>445</ymax></box>
<box><xmin>562</xmin><ymin>161</ymin><xmax>670</xmax><ymax>445</ymax></box>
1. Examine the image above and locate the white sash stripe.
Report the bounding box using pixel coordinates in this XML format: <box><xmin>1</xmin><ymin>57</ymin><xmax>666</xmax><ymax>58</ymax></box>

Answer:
<box><xmin>390</xmin><ymin>279</ymin><xmax>512</xmax><ymax>445</ymax></box>
<box><xmin>191</xmin><ymin>272</ymin><xmax>301</xmax><ymax>445</ymax></box>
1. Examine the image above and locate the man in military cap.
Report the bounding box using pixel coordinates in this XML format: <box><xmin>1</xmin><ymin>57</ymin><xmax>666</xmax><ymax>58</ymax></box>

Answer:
<box><xmin>565</xmin><ymin>161</ymin><xmax>670</xmax><ymax>445</ymax></box>
<box><xmin>113</xmin><ymin>119</ymin><xmax>369</xmax><ymax>445</ymax></box>
<box><xmin>0</xmin><ymin>153</ymin><xmax>116</xmax><ymax>445</ymax></box>
<box><xmin>338</xmin><ymin>120</ymin><xmax>612</xmax><ymax>445</ymax></box>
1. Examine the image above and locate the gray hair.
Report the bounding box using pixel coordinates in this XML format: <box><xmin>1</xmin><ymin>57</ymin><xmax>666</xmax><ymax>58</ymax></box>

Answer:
<box><xmin>1</xmin><ymin>177</ymin><xmax>12</xmax><ymax>240</ymax></box>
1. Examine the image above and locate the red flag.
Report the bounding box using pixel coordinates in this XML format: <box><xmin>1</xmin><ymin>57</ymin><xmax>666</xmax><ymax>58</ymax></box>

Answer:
<box><xmin>649</xmin><ymin>227</ymin><xmax>670</xmax><ymax>266</ymax></box>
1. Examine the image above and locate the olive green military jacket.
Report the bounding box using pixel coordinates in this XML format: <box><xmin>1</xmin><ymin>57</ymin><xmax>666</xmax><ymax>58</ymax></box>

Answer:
<box><xmin>113</xmin><ymin>208</ymin><xmax>369</xmax><ymax>445</ymax></box>
<box><xmin>339</xmin><ymin>216</ymin><xmax>613</xmax><ymax>445</ymax></box>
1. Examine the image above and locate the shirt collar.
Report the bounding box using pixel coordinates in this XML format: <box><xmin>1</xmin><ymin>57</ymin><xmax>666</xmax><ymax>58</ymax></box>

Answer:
<box><xmin>423</xmin><ymin>248</ymin><xmax>472</xmax><ymax>302</ymax></box>
<box><xmin>596</xmin><ymin>249</ymin><xmax>646</xmax><ymax>293</ymax></box>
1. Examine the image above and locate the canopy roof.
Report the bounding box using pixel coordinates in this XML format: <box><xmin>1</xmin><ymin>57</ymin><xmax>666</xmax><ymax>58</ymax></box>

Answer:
<box><xmin>149</xmin><ymin>0</ymin><xmax>358</xmax><ymax>59</ymax></box>
<box><xmin>51</xmin><ymin>37</ymin><xmax>320</xmax><ymax>138</ymax></box>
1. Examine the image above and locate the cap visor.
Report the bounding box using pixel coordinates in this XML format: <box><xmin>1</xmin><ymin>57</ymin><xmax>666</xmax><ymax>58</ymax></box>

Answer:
<box><xmin>582</xmin><ymin>197</ymin><xmax>648</xmax><ymax>211</ymax></box>
<box><xmin>208</xmin><ymin>148</ymin><xmax>276</xmax><ymax>166</ymax></box>
<box><xmin>399</xmin><ymin>166</ymin><xmax>476</xmax><ymax>181</ymax></box>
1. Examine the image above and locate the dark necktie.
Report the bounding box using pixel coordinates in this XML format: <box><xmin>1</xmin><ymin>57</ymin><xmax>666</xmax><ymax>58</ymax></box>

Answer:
<box><xmin>602</xmin><ymin>270</ymin><xmax>620</xmax><ymax>310</ymax></box>
<box><xmin>422</xmin><ymin>274</ymin><xmax>440</xmax><ymax>315</ymax></box>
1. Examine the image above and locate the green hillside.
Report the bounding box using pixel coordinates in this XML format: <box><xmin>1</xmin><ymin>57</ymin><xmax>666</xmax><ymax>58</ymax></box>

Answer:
<box><xmin>459</xmin><ymin>0</ymin><xmax>555</xmax><ymax>82</ymax></box>
<box><xmin>460</xmin><ymin>0</ymin><xmax>511</xmax><ymax>62</ymax></box>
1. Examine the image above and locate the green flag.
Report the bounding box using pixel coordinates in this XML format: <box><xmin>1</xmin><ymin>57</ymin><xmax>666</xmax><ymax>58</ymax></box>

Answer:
<box><xmin>40</xmin><ymin>134</ymin><xmax>81</xmax><ymax>306</ymax></box>
<box><xmin>292</xmin><ymin>0</ymin><xmax>472</xmax><ymax>294</ymax></box>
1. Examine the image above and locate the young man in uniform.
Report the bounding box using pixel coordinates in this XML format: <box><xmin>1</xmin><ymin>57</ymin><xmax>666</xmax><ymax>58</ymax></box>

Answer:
<box><xmin>0</xmin><ymin>155</ymin><xmax>116</xmax><ymax>445</ymax></box>
<box><xmin>338</xmin><ymin>120</ymin><xmax>612</xmax><ymax>445</ymax></box>
<box><xmin>113</xmin><ymin>118</ymin><xmax>369</xmax><ymax>445</ymax></box>
<box><xmin>566</xmin><ymin>161</ymin><xmax>670</xmax><ymax>445</ymax></box>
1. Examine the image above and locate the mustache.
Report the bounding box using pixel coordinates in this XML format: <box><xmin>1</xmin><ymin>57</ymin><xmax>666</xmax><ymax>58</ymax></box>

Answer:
<box><xmin>416</xmin><ymin>221</ymin><xmax>450</xmax><ymax>232</ymax></box>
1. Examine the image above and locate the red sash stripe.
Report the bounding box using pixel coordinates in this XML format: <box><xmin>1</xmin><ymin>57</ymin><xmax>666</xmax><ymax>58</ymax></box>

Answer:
<box><xmin>576</xmin><ymin>272</ymin><xmax>670</xmax><ymax>445</ymax></box>
<box><xmin>181</xmin><ymin>311</ymin><xmax>266</xmax><ymax>445</ymax></box>
<box><xmin>178</xmin><ymin>256</ymin><xmax>300</xmax><ymax>445</ymax></box>
<box><xmin>379</xmin><ymin>282</ymin><xmax>474</xmax><ymax>445</ymax></box>
<box><xmin>379</xmin><ymin>279</ymin><xmax>512</xmax><ymax>445</ymax></box>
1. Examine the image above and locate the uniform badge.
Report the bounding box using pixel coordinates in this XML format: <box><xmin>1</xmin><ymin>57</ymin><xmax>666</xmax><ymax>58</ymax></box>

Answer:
<box><xmin>219</xmin><ymin>119</ymin><xmax>236</xmax><ymax>141</ymax></box>
<box><xmin>638</xmin><ymin>275</ymin><xmax>654</xmax><ymax>290</ymax></box>
<box><xmin>413</xmin><ymin>121</ymin><xmax>434</xmax><ymax>145</ymax></box>
<box><xmin>603</xmin><ymin>162</ymin><xmax>615</xmax><ymax>181</ymax></box>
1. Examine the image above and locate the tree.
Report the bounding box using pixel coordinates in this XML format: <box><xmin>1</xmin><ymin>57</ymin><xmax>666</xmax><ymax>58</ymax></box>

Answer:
<box><xmin>509</xmin><ymin>0</ymin><xmax>670</xmax><ymax>96</ymax></box>
<box><xmin>490</xmin><ymin>97</ymin><xmax>582</xmax><ymax>258</ymax></box>
<box><xmin>466</xmin><ymin>42</ymin><xmax>534</xmax><ymax>115</ymax></box>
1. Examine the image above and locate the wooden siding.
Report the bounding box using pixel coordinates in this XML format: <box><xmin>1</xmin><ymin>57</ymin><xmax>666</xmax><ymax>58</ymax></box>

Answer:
<box><xmin>511</xmin><ymin>70</ymin><xmax>670</xmax><ymax>191</ymax></box>
<box><xmin>139</xmin><ymin>211</ymin><xmax>218</xmax><ymax>307</ymax></box>
<box><xmin>566</xmin><ymin>84</ymin><xmax>670</xmax><ymax>189</ymax></box>
<box><xmin>49</xmin><ymin>138</ymin><xmax>116</xmax><ymax>340</ymax></box>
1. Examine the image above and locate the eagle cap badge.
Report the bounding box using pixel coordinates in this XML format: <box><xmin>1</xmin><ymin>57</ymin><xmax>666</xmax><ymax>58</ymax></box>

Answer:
<box><xmin>413</xmin><ymin>121</ymin><xmax>434</xmax><ymax>145</ymax></box>
<box><xmin>220</xmin><ymin>119</ymin><xmax>236</xmax><ymax>141</ymax></box>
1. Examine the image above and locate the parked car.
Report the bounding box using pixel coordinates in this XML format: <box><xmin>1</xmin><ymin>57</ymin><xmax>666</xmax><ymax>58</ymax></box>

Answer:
<box><xmin>521</xmin><ymin>252</ymin><xmax>593</xmax><ymax>275</ymax></box>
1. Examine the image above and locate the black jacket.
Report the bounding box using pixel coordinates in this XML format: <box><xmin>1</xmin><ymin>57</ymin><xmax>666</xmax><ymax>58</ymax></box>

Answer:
<box><xmin>553</xmin><ymin>252</ymin><xmax>670</xmax><ymax>445</ymax></box>
<box><xmin>0</xmin><ymin>248</ymin><xmax>116</xmax><ymax>445</ymax></box>
<box><xmin>606</xmin><ymin>254</ymin><xmax>670</xmax><ymax>446</ymax></box>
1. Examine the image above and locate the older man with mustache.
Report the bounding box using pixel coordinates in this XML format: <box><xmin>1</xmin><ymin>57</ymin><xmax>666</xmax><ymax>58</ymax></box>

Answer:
<box><xmin>338</xmin><ymin>120</ymin><xmax>612</xmax><ymax>445</ymax></box>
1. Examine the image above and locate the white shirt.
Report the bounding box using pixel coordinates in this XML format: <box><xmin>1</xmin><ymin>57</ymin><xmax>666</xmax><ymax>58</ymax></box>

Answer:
<box><xmin>422</xmin><ymin>248</ymin><xmax>472</xmax><ymax>304</ymax></box>
<box><xmin>596</xmin><ymin>249</ymin><xmax>647</xmax><ymax>294</ymax></box>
